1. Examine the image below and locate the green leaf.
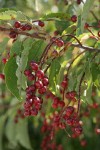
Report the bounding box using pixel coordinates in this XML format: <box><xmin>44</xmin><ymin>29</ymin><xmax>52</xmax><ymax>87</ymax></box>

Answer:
<box><xmin>42</xmin><ymin>12</ymin><xmax>70</xmax><ymax>20</ymax></box>
<box><xmin>16</xmin><ymin>119</ymin><xmax>32</xmax><ymax>150</ymax></box>
<box><xmin>5</xmin><ymin>117</ymin><xmax>18</xmax><ymax>147</ymax></box>
<box><xmin>49</xmin><ymin>59</ymin><xmax>61</xmax><ymax>92</ymax></box>
<box><xmin>4</xmin><ymin>57</ymin><xmax>21</xmax><ymax>100</ymax></box>
<box><xmin>16</xmin><ymin>38</ymin><xmax>34</xmax><ymax>93</ymax></box>
<box><xmin>81</xmin><ymin>0</ymin><xmax>94</xmax><ymax>32</ymax></box>
<box><xmin>0</xmin><ymin>10</ymin><xmax>29</xmax><ymax>21</ymax></box>
<box><xmin>28</xmin><ymin>40</ymin><xmax>46</xmax><ymax>63</ymax></box>
<box><xmin>10</xmin><ymin>40</ymin><xmax>22</xmax><ymax>56</ymax></box>
<box><xmin>0</xmin><ymin>37</ymin><xmax>9</xmax><ymax>52</ymax></box>
<box><xmin>55</xmin><ymin>20</ymin><xmax>70</xmax><ymax>33</ymax></box>
<box><xmin>0</xmin><ymin>116</ymin><xmax>6</xmax><ymax>150</ymax></box>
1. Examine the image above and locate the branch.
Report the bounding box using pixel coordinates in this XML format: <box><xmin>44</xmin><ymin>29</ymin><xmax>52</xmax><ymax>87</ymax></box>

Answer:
<box><xmin>0</xmin><ymin>26</ymin><xmax>46</xmax><ymax>40</ymax></box>
<box><xmin>72</xmin><ymin>43</ymin><xmax>100</xmax><ymax>52</ymax></box>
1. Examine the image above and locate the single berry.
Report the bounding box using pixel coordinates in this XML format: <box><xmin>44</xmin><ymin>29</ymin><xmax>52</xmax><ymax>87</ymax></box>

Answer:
<box><xmin>14</xmin><ymin>21</ymin><xmax>21</xmax><ymax>28</ymax></box>
<box><xmin>20</xmin><ymin>25</ymin><xmax>27</xmax><ymax>31</ymax></box>
<box><xmin>65</xmin><ymin>106</ymin><xmax>74</xmax><ymax>116</ymax></box>
<box><xmin>36</xmin><ymin>70</ymin><xmax>44</xmax><ymax>79</ymax></box>
<box><xmin>98</xmin><ymin>31</ymin><xmax>100</xmax><ymax>37</ymax></box>
<box><xmin>25</xmin><ymin>24</ymin><xmax>32</xmax><ymax>30</ymax></box>
<box><xmin>9</xmin><ymin>31</ymin><xmax>17</xmax><ymax>39</ymax></box>
<box><xmin>71</xmin><ymin>15</ymin><xmax>77</xmax><ymax>22</ymax></box>
<box><xmin>30</xmin><ymin>61</ymin><xmax>39</xmax><ymax>71</ymax></box>
<box><xmin>28</xmin><ymin>74</ymin><xmax>35</xmax><ymax>81</ymax></box>
<box><xmin>35</xmin><ymin>80</ymin><xmax>43</xmax><ymax>89</ymax></box>
<box><xmin>24</xmin><ymin>69</ymin><xmax>31</xmax><ymax>76</ymax></box>
<box><xmin>38</xmin><ymin>21</ymin><xmax>45</xmax><ymax>27</ymax></box>
<box><xmin>0</xmin><ymin>73</ymin><xmax>5</xmax><ymax>80</ymax></box>
<box><xmin>74</xmin><ymin>126</ymin><xmax>83</xmax><ymax>135</ymax></box>
<box><xmin>38</xmin><ymin>86</ymin><xmax>47</xmax><ymax>94</ymax></box>
<box><xmin>42</xmin><ymin>77</ymin><xmax>49</xmax><ymax>86</ymax></box>
<box><xmin>77</xmin><ymin>0</ymin><xmax>81</xmax><ymax>4</ymax></box>
<box><xmin>31</xmin><ymin>108</ymin><xmax>38</xmax><ymax>116</ymax></box>
<box><xmin>2</xmin><ymin>58</ymin><xmax>8</xmax><ymax>64</ymax></box>
<box><xmin>61</xmin><ymin>80</ymin><xmax>68</xmax><ymax>88</ymax></box>
<box><xmin>56</xmin><ymin>40</ymin><xmax>64</xmax><ymax>47</ymax></box>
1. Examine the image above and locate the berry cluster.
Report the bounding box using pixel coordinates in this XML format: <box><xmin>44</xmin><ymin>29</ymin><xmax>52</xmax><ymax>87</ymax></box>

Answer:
<box><xmin>9</xmin><ymin>20</ymin><xmax>45</xmax><ymax>39</ymax></box>
<box><xmin>14</xmin><ymin>109</ymin><xmax>25</xmax><ymax>123</ymax></box>
<box><xmin>24</xmin><ymin>61</ymin><xmax>49</xmax><ymax>117</ymax></box>
<box><xmin>41</xmin><ymin>119</ymin><xmax>63</xmax><ymax>150</ymax></box>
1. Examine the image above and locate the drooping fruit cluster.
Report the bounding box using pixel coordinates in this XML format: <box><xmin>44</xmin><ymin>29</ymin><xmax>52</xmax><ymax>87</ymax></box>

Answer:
<box><xmin>14</xmin><ymin>109</ymin><xmax>25</xmax><ymax>123</ymax></box>
<box><xmin>24</xmin><ymin>61</ymin><xmax>49</xmax><ymax>117</ymax></box>
<box><xmin>44</xmin><ymin>77</ymin><xmax>83</xmax><ymax>138</ymax></box>
<box><xmin>41</xmin><ymin>119</ymin><xmax>63</xmax><ymax>150</ymax></box>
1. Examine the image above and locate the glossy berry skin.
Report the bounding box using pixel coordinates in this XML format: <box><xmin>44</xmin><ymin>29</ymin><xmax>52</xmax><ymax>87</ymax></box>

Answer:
<box><xmin>9</xmin><ymin>31</ymin><xmax>17</xmax><ymax>39</ymax></box>
<box><xmin>24</xmin><ymin>69</ymin><xmax>31</xmax><ymax>76</ymax></box>
<box><xmin>28</xmin><ymin>74</ymin><xmax>35</xmax><ymax>81</ymax></box>
<box><xmin>38</xmin><ymin>20</ymin><xmax>45</xmax><ymax>27</ymax></box>
<box><xmin>56</xmin><ymin>40</ymin><xmax>64</xmax><ymax>47</ymax></box>
<box><xmin>35</xmin><ymin>80</ymin><xmax>43</xmax><ymax>89</ymax></box>
<box><xmin>30</xmin><ymin>62</ymin><xmax>39</xmax><ymax>71</ymax></box>
<box><xmin>38</xmin><ymin>86</ymin><xmax>47</xmax><ymax>94</ymax></box>
<box><xmin>42</xmin><ymin>78</ymin><xmax>49</xmax><ymax>86</ymax></box>
<box><xmin>36</xmin><ymin>70</ymin><xmax>44</xmax><ymax>79</ymax></box>
<box><xmin>71</xmin><ymin>15</ymin><xmax>77</xmax><ymax>22</ymax></box>
<box><xmin>14</xmin><ymin>21</ymin><xmax>21</xmax><ymax>28</ymax></box>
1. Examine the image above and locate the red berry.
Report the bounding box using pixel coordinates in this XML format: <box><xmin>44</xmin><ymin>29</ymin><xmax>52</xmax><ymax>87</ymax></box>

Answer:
<box><xmin>24</xmin><ymin>110</ymin><xmax>31</xmax><ymax>116</ymax></box>
<box><xmin>30</xmin><ymin>62</ymin><xmax>39</xmax><ymax>71</ymax></box>
<box><xmin>38</xmin><ymin>21</ymin><xmax>45</xmax><ymax>27</ymax></box>
<box><xmin>61</xmin><ymin>80</ymin><xmax>68</xmax><ymax>88</ymax></box>
<box><xmin>59</xmin><ymin>101</ymin><xmax>65</xmax><ymax>108</ymax></box>
<box><xmin>65</xmin><ymin>106</ymin><xmax>74</xmax><ymax>116</ymax></box>
<box><xmin>84</xmin><ymin>23</ymin><xmax>89</xmax><ymax>29</ymax></box>
<box><xmin>36</xmin><ymin>70</ymin><xmax>44</xmax><ymax>79</ymax></box>
<box><xmin>98</xmin><ymin>31</ymin><xmax>100</xmax><ymax>37</ymax></box>
<box><xmin>2</xmin><ymin>58</ymin><xmax>8</xmax><ymax>64</ymax></box>
<box><xmin>31</xmin><ymin>108</ymin><xmax>38</xmax><ymax>116</ymax></box>
<box><xmin>25</xmin><ymin>24</ymin><xmax>32</xmax><ymax>30</ymax></box>
<box><xmin>56</xmin><ymin>40</ymin><xmax>64</xmax><ymax>47</ymax></box>
<box><xmin>20</xmin><ymin>25</ymin><xmax>27</xmax><ymax>31</ymax></box>
<box><xmin>0</xmin><ymin>73</ymin><xmax>5</xmax><ymax>80</ymax></box>
<box><xmin>71</xmin><ymin>15</ymin><xmax>77</xmax><ymax>22</ymax></box>
<box><xmin>27</xmin><ymin>74</ymin><xmax>35</xmax><ymax>81</ymax></box>
<box><xmin>74</xmin><ymin>126</ymin><xmax>83</xmax><ymax>135</ymax></box>
<box><xmin>77</xmin><ymin>0</ymin><xmax>81</xmax><ymax>4</ymax></box>
<box><xmin>38</xmin><ymin>86</ymin><xmax>47</xmax><ymax>94</ymax></box>
<box><xmin>35</xmin><ymin>80</ymin><xmax>43</xmax><ymax>89</ymax></box>
<box><xmin>42</xmin><ymin>78</ymin><xmax>49</xmax><ymax>86</ymax></box>
<box><xmin>14</xmin><ymin>21</ymin><xmax>21</xmax><ymax>28</ymax></box>
<box><xmin>24</xmin><ymin>69</ymin><xmax>31</xmax><ymax>76</ymax></box>
<box><xmin>80</xmin><ymin>139</ymin><xmax>87</xmax><ymax>147</ymax></box>
<box><xmin>95</xmin><ymin>128</ymin><xmax>100</xmax><ymax>134</ymax></box>
<box><xmin>9</xmin><ymin>31</ymin><xmax>17</xmax><ymax>38</ymax></box>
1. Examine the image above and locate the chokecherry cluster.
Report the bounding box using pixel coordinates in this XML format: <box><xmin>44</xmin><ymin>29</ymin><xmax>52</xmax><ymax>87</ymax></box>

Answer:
<box><xmin>14</xmin><ymin>109</ymin><xmax>25</xmax><ymax>123</ymax></box>
<box><xmin>43</xmin><ymin>77</ymin><xmax>83</xmax><ymax>138</ymax></box>
<box><xmin>9</xmin><ymin>20</ymin><xmax>45</xmax><ymax>39</ymax></box>
<box><xmin>24</xmin><ymin>61</ymin><xmax>49</xmax><ymax>117</ymax></box>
